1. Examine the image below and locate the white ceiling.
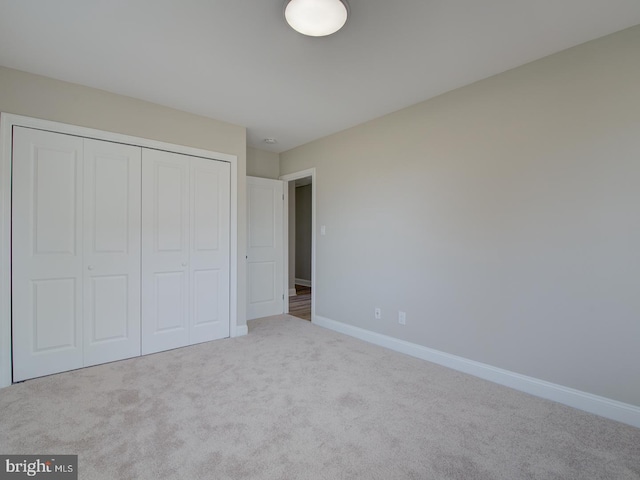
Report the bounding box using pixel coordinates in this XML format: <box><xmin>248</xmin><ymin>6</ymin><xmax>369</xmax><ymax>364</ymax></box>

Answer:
<box><xmin>1</xmin><ymin>1</ymin><xmax>640</xmax><ymax>153</ymax></box>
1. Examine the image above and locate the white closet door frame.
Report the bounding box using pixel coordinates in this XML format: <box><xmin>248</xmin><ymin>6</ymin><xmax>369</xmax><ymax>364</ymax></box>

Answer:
<box><xmin>0</xmin><ymin>113</ymin><xmax>240</xmax><ymax>389</ymax></box>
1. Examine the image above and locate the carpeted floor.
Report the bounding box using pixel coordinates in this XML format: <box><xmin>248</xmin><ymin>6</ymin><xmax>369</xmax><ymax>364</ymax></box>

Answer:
<box><xmin>1</xmin><ymin>315</ymin><xmax>639</xmax><ymax>479</ymax></box>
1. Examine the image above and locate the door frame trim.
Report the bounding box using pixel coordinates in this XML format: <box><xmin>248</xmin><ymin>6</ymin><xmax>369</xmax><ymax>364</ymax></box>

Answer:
<box><xmin>280</xmin><ymin>168</ymin><xmax>316</xmax><ymax>323</ymax></box>
<box><xmin>0</xmin><ymin>113</ymin><xmax>239</xmax><ymax>388</ymax></box>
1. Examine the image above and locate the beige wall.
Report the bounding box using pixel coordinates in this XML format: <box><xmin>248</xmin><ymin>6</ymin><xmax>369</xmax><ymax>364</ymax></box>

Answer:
<box><xmin>0</xmin><ymin>66</ymin><xmax>249</xmax><ymax>328</ymax></box>
<box><xmin>281</xmin><ymin>26</ymin><xmax>640</xmax><ymax>406</ymax></box>
<box><xmin>247</xmin><ymin>147</ymin><xmax>280</xmax><ymax>179</ymax></box>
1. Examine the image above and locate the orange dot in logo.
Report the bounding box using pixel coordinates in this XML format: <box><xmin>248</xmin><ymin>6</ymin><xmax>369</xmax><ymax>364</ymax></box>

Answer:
<box><xmin>45</xmin><ymin>461</ymin><xmax>51</xmax><ymax>466</ymax></box>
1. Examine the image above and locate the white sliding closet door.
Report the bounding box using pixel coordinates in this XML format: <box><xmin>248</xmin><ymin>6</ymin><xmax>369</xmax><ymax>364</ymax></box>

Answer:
<box><xmin>142</xmin><ymin>150</ymin><xmax>230</xmax><ymax>355</ymax></box>
<box><xmin>83</xmin><ymin>139</ymin><xmax>142</xmax><ymax>367</ymax></box>
<box><xmin>12</xmin><ymin>128</ymin><xmax>85</xmax><ymax>381</ymax></box>
<box><xmin>11</xmin><ymin>120</ymin><xmax>232</xmax><ymax>382</ymax></box>
<box><xmin>12</xmin><ymin>129</ymin><xmax>143</xmax><ymax>381</ymax></box>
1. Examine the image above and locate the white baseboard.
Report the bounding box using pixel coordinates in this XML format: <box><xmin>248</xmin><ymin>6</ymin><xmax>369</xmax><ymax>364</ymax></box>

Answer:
<box><xmin>234</xmin><ymin>324</ymin><xmax>248</xmax><ymax>337</ymax></box>
<box><xmin>289</xmin><ymin>288</ymin><xmax>297</xmax><ymax>297</ymax></box>
<box><xmin>294</xmin><ymin>278</ymin><xmax>311</xmax><ymax>288</ymax></box>
<box><xmin>313</xmin><ymin>315</ymin><xmax>640</xmax><ymax>428</ymax></box>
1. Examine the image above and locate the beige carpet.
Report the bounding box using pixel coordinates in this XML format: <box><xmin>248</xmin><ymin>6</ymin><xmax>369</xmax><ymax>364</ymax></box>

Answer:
<box><xmin>1</xmin><ymin>315</ymin><xmax>638</xmax><ymax>479</ymax></box>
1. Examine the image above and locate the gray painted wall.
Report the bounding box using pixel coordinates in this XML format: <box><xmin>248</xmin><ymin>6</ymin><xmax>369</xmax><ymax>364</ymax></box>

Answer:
<box><xmin>295</xmin><ymin>185</ymin><xmax>312</xmax><ymax>283</ymax></box>
<box><xmin>281</xmin><ymin>26</ymin><xmax>640</xmax><ymax>407</ymax></box>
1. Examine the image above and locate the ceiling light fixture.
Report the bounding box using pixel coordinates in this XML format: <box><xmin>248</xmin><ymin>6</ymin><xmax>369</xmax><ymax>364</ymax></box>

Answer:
<box><xmin>284</xmin><ymin>0</ymin><xmax>349</xmax><ymax>37</ymax></box>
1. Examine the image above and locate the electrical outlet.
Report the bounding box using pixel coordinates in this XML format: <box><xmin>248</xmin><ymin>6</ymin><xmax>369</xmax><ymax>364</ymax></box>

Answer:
<box><xmin>374</xmin><ymin>307</ymin><xmax>381</xmax><ymax>319</ymax></box>
<box><xmin>398</xmin><ymin>311</ymin><xmax>406</xmax><ymax>325</ymax></box>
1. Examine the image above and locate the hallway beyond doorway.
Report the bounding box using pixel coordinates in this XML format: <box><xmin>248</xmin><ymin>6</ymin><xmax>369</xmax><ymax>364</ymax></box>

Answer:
<box><xmin>289</xmin><ymin>285</ymin><xmax>311</xmax><ymax>321</ymax></box>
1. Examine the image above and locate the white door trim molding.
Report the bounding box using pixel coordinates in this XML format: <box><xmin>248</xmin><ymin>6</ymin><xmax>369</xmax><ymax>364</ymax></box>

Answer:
<box><xmin>280</xmin><ymin>168</ymin><xmax>316</xmax><ymax>322</ymax></box>
<box><xmin>0</xmin><ymin>113</ymin><xmax>240</xmax><ymax>388</ymax></box>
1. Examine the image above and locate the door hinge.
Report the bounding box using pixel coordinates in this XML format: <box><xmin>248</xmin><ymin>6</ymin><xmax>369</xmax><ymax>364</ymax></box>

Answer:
<box><xmin>282</xmin><ymin>194</ymin><xmax>285</xmax><ymax>200</ymax></box>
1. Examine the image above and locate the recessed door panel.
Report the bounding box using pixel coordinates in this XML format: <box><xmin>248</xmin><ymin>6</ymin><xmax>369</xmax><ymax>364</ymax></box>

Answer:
<box><xmin>92</xmin><ymin>155</ymin><xmax>129</xmax><ymax>253</ymax></box>
<box><xmin>12</xmin><ymin>127</ymin><xmax>84</xmax><ymax>381</ymax></box>
<box><xmin>90</xmin><ymin>275</ymin><xmax>129</xmax><ymax>342</ymax></box>
<box><xmin>157</xmin><ymin>164</ymin><xmax>185</xmax><ymax>252</ymax></box>
<box><xmin>249</xmin><ymin>262</ymin><xmax>276</xmax><ymax>304</ymax></box>
<box><xmin>155</xmin><ymin>271</ymin><xmax>187</xmax><ymax>331</ymax></box>
<box><xmin>33</xmin><ymin>148</ymin><xmax>77</xmax><ymax>255</ymax></box>
<box><xmin>249</xmin><ymin>185</ymin><xmax>276</xmax><ymax>248</ymax></box>
<box><xmin>193</xmin><ymin>269</ymin><xmax>219</xmax><ymax>326</ymax></box>
<box><xmin>193</xmin><ymin>168</ymin><xmax>220</xmax><ymax>252</ymax></box>
<box><xmin>33</xmin><ymin>278</ymin><xmax>77</xmax><ymax>352</ymax></box>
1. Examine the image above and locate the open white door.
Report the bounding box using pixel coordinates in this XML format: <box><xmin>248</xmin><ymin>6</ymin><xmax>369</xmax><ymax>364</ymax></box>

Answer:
<box><xmin>247</xmin><ymin>176</ymin><xmax>284</xmax><ymax>320</ymax></box>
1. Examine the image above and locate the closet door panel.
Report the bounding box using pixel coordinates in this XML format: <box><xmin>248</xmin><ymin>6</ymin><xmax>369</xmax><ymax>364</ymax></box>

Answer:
<box><xmin>142</xmin><ymin>150</ymin><xmax>190</xmax><ymax>354</ymax></box>
<box><xmin>83</xmin><ymin>139</ymin><xmax>142</xmax><ymax>367</ymax></box>
<box><xmin>189</xmin><ymin>158</ymin><xmax>230</xmax><ymax>343</ymax></box>
<box><xmin>155</xmin><ymin>271</ymin><xmax>187</xmax><ymax>328</ymax></box>
<box><xmin>12</xmin><ymin>127</ymin><xmax>84</xmax><ymax>381</ymax></box>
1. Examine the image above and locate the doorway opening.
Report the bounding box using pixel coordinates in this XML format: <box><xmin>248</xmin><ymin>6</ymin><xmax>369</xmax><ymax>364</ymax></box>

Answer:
<box><xmin>281</xmin><ymin>169</ymin><xmax>316</xmax><ymax>323</ymax></box>
<box><xmin>289</xmin><ymin>284</ymin><xmax>311</xmax><ymax>320</ymax></box>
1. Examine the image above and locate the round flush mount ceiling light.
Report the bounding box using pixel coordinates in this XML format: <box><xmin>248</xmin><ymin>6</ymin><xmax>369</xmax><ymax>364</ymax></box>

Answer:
<box><xmin>284</xmin><ymin>0</ymin><xmax>349</xmax><ymax>37</ymax></box>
